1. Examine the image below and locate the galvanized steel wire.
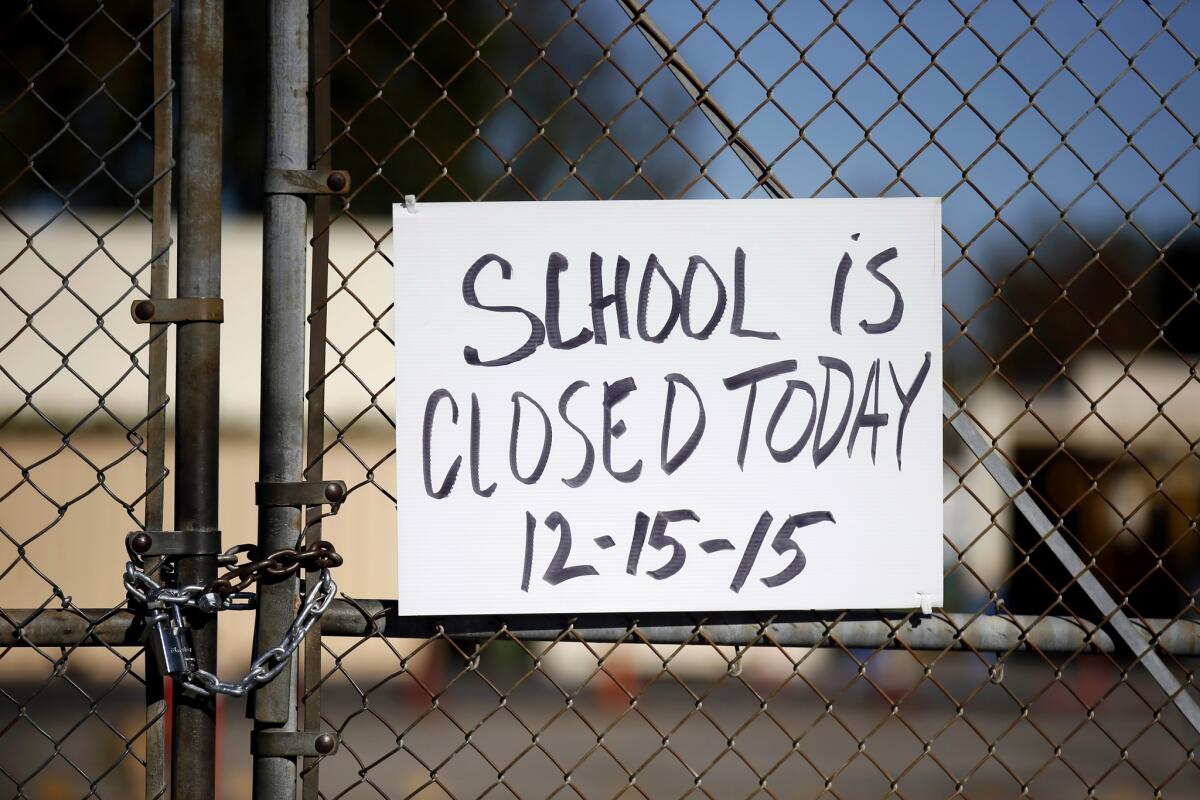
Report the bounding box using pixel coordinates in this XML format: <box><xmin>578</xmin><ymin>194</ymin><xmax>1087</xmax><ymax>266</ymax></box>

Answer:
<box><xmin>0</xmin><ymin>1</ymin><xmax>172</xmax><ymax>796</ymax></box>
<box><xmin>301</xmin><ymin>0</ymin><xmax>1200</xmax><ymax>797</ymax></box>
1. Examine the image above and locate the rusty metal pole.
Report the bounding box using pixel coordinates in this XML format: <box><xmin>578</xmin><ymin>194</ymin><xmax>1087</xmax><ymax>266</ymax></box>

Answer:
<box><xmin>253</xmin><ymin>0</ymin><xmax>309</xmax><ymax>796</ymax></box>
<box><xmin>301</xmin><ymin>0</ymin><xmax>334</xmax><ymax>795</ymax></box>
<box><xmin>173</xmin><ymin>1</ymin><xmax>223</xmax><ymax>798</ymax></box>
<box><xmin>144</xmin><ymin>1</ymin><xmax>173</xmax><ymax>796</ymax></box>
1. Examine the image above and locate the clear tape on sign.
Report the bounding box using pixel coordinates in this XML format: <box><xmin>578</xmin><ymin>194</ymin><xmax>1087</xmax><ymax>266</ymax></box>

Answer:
<box><xmin>917</xmin><ymin>592</ymin><xmax>933</xmax><ymax>615</ymax></box>
<box><xmin>403</xmin><ymin>194</ymin><xmax>418</xmax><ymax>214</ymax></box>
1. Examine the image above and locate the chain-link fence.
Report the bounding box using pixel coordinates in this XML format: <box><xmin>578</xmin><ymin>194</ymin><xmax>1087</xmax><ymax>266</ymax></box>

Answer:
<box><xmin>0</xmin><ymin>1</ymin><xmax>171</xmax><ymax>797</ymax></box>
<box><xmin>1</xmin><ymin>0</ymin><xmax>1198</xmax><ymax>798</ymax></box>
<box><xmin>302</xmin><ymin>1</ymin><xmax>1200</xmax><ymax>798</ymax></box>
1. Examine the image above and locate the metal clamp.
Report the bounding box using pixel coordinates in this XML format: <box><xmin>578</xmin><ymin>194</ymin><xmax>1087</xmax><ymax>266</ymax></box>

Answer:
<box><xmin>127</xmin><ymin>530</ymin><xmax>222</xmax><ymax>558</ymax></box>
<box><xmin>130</xmin><ymin>298</ymin><xmax>224</xmax><ymax>324</ymax></box>
<box><xmin>250</xmin><ymin>730</ymin><xmax>338</xmax><ymax>757</ymax></box>
<box><xmin>255</xmin><ymin>480</ymin><xmax>347</xmax><ymax>507</ymax></box>
<box><xmin>264</xmin><ymin>168</ymin><xmax>350</xmax><ymax>195</ymax></box>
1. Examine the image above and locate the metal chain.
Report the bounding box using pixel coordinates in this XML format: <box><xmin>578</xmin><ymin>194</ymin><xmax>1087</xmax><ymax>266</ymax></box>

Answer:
<box><xmin>124</xmin><ymin>541</ymin><xmax>342</xmax><ymax>697</ymax></box>
<box><xmin>181</xmin><ymin>567</ymin><xmax>337</xmax><ymax>697</ymax></box>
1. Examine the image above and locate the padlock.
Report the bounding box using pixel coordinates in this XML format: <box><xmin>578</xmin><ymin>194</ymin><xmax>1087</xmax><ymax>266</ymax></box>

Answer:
<box><xmin>150</xmin><ymin>604</ymin><xmax>197</xmax><ymax>677</ymax></box>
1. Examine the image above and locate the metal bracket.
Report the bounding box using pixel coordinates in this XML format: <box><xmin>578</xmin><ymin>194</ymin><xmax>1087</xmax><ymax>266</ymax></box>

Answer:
<box><xmin>250</xmin><ymin>730</ymin><xmax>337</xmax><ymax>757</ymax></box>
<box><xmin>130</xmin><ymin>298</ymin><xmax>223</xmax><ymax>324</ymax></box>
<box><xmin>255</xmin><ymin>480</ymin><xmax>347</xmax><ymax>507</ymax></box>
<box><xmin>264</xmin><ymin>168</ymin><xmax>350</xmax><ymax>195</ymax></box>
<box><xmin>127</xmin><ymin>529</ymin><xmax>222</xmax><ymax>558</ymax></box>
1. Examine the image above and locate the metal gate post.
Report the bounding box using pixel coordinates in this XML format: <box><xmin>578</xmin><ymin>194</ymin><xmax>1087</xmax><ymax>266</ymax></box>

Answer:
<box><xmin>145</xmin><ymin>1</ymin><xmax>174</xmax><ymax>796</ymax></box>
<box><xmin>254</xmin><ymin>0</ymin><xmax>310</xmax><ymax>796</ymax></box>
<box><xmin>301</xmin><ymin>0</ymin><xmax>334</xmax><ymax>795</ymax></box>
<box><xmin>173</xmin><ymin>1</ymin><xmax>224</xmax><ymax>798</ymax></box>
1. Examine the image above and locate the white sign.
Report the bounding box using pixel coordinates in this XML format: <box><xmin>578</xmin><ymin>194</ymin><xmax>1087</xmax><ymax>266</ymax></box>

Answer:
<box><xmin>393</xmin><ymin>198</ymin><xmax>942</xmax><ymax>615</ymax></box>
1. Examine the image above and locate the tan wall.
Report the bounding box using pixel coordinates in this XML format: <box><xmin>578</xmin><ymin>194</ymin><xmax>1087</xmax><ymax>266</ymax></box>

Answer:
<box><xmin>0</xmin><ymin>210</ymin><xmax>397</xmax><ymax>678</ymax></box>
<box><xmin>1</xmin><ymin>210</ymin><xmax>404</xmax><ymax>428</ymax></box>
<box><xmin>0</xmin><ymin>427</ymin><xmax>395</xmax><ymax>674</ymax></box>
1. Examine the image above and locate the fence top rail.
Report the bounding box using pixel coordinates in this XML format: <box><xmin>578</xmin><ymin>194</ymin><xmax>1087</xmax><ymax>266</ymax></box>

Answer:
<box><xmin>8</xmin><ymin>604</ymin><xmax>1197</xmax><ymax>655</ymax></box>
<box><xmin>9</xmin><ymin>604</ymin><xmax>1200</xmax><ymax>656</ymax></box>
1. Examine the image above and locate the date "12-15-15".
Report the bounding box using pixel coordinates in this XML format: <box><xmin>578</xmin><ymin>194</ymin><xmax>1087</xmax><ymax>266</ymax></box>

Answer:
<box><xmin>521</xmin><ymin>509</ymin><xmax>836</xmax><ymax>594</ymax></box>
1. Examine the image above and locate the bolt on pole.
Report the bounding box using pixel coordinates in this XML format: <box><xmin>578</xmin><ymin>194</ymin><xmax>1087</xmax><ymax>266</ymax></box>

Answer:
<box><xmin>254</xmin><ymin>0</ymin><xmax>310</xmax><ymax>796</ymax></box>
<box><xmin>172</xmin><ymin>1</ymin><xmax>223</xmax><ymax>798</ymax></box>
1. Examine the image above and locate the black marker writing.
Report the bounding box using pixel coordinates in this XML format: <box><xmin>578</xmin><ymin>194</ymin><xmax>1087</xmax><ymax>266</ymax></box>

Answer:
<box><xmin>422</xmin><ymin>389</ymin><xmax>461</xmax><ymax>499</ymax></box>
<box><xmin>470</xmin><ymin>392</ymin><xmax>496</xmax><ymax>497</ymax></box>
<box><xmin>765</xmin><ymin>379</ymin><xmax>817</xmax><ymax>463</ymax></box>
<box><xmin>680</xmin><ymin>256</ymin><xmax>727</xmax><ymax>339</ymax></box>
<box><xmin>637</xmin><ymin>254</ymin><xmax>681</xmax><ymax>343</ymax></box>
<box><xmin>731</xmin><ymin>247</ymin><xmax>779</xmax><ymax>340</ymax></box>
<box><xmin>542</xmin><ymin>511</ymin><xmax>599</xmax><ymax>585</ymax></box>
<box><xmin>889</xmin><ymin>351</ymin><xmax>931</xmax><ymax>470</ymax></box>
<box><xmin>723</xmin><ymin>360</ymin><xmax>797</xmax><ymax>469</ymax></box>
<box><xmin>830</xmin><ymin>245</ymin><xmax>904</xmax><ymax>335</ymax></box>
<box><xmin>558</xmin><ymin>380</ymin><xmax>594</xmax><ymax>488</ymax></box>
<box><xmin>509</xmin><ymin>391</ymin><xmax>552</xmax><ymax>485</ymax></box>
<box><xmin>462</xmin><ymin>253</ymin><xmax>546</xmax><ymax>367</ymax></box>
<box><xmin>661</xmin><ymin>372</ymin><xmax>705</xmax><ymax>475</ymax></box>
<box><xmin>546</xmin><ymin>252</ymin><xmax>593</xmax><ymax>350</ymax></box>
<box><xmin>602</xmin><ymin>377</ymin><xmax>642</xmax><ymax>483</ymax></box>
<box><xmin>813</xmin><ymin>356</ymin><xmax>854</xmax><ymax>468</ymax></box>
<box><xmin>846</xmin><ymin>360</ymin><xmax>887</xmax><ymax>463</ymax></box>
<box><xmin>590</xmin><ymin>253</ymin><xmax>630</xmax><ymax>345</ymax></box>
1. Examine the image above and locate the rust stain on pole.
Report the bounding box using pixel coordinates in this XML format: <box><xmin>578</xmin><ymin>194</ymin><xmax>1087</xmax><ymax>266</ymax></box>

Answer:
<box><xmin>172</xmin><ymin>1</ymin><xmax>223</xmax><ymax>798</ymax></box>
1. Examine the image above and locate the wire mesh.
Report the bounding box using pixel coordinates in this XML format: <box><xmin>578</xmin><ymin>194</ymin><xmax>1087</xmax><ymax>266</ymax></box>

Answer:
<box><xmin>304</xmin><ymin>0</ymin><xmax>1200</xmax><ymax>797</ymax></box>
<box><xmin>0</xmin><ymin>1</ymin><xmax>170</xmax><ymax>797</ymax></box>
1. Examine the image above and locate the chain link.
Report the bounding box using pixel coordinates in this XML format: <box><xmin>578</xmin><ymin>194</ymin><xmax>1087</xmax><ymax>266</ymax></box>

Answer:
<box><xmin>299</xmin><ymin>2</ymin><xmax>1200</xmax><ymax>797</ymax></box>
<box><xmin>124</xmin><ymin>541</ymin><xmax>342</xmax><ymax>697</ymax></box>
<box><xmin>181</xmin><ymin>567</ymin><xmax>337</xmax><ymax>697</ymax></box>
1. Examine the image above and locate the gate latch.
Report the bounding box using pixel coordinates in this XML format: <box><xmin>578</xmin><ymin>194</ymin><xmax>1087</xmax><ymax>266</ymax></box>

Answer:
<box><xmin>255</xmin><ymin>480</ymin><xmax>347</xmax><ymax>507</ymax></box>
<box><xmin>251</xmin><ymin>730</ymin><xmax>338</xmax><ymax>757</ymax></box>
<box><xmin>264</xmin><ymin>169</ymin><xmax>350</xmax><ymax>195</ymax></box>
<box><xmin>127</xmin><ymin>529</ymin><xmax>222</xmax><ymax>559</ymax></box>
<box><xmin>130</xmin><ymin>298</ymin><xmax>223</xmax><ymax>324</ymax></box>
